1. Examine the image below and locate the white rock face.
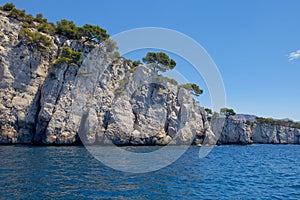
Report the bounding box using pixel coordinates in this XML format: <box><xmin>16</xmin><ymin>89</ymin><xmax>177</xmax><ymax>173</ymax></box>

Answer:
<box><xmin>0</xmin><ymin>12</ymin><xmax>215</xmax><ymax>145</ymax></box>
<box><xmin>211</xmin><ymin>117</ymin><xmax>300</xmax><ymax>144</ymax></box>
<box><xmin>0</xmin><ymin>10</ymin><xmax>58</xmax><ymax>143</ymax></box>
<box><xmin>1</xmin><ymin>11</ymin><xmax>299</xmax><ymax>146</ymax></box>
<box><xmin>211</xmin><ymin>118</ymin><xmax>253</xmax><ymax>145</ymax></box>
<box><xmin>251</xmin><ymin>123</ymin><xmax>300</xmax><ymax>144</ymax></box>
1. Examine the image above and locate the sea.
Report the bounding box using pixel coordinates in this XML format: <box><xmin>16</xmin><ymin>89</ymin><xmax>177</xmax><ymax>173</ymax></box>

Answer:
<box><xmin>0</xmin><ymin>144</ymin><xmax>300</xmax><ymax>199</ymax></box>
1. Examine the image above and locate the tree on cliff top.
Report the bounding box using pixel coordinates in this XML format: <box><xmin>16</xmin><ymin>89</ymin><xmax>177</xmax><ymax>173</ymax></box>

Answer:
<box><xmin>56</xmin><ymin>20</ymin><xmax>110</xmax><ymax>44</ymax></box>
<box><xmin>142</xmin><ymin>52</ymin><xmax>176</xmax><ymax>73</ymax></box>
<box><xmin>205</xmin><ymin>108</ymin><xmax>213</xmax><ymax>115</ymax></box>
<box><xmin>220</xmin><ymin>107</ymin><xmax>236</xmax><ymax>118</ymax></box>
<box><xmin>2</xmin><ymin>3</ymin><xmax>15</xmax><ymax>11</ymax></box>
<box><xmin>180</xmin><ymin>83</ymin><xmax>203</xmax><ymax>96</ymax></box>
<box><xmin>56</xmin><ymin>19</ymin><xmax>81</xmax><ymax>39</ymax></box>
<box><xmin>80</xmin><ymin>24</ymin><xmax>109</xmax><ymax>44</ymax></box>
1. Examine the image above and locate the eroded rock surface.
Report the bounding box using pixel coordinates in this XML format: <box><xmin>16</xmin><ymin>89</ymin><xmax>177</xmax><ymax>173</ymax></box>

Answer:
<box><xmin>0</xmin><ymin>11</ymin><xmax>215</xmax><ymax>145</ymax></box>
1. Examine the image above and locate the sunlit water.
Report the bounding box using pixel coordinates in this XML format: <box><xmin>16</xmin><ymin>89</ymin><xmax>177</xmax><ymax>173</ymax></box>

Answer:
<box><xmin>1</xmin><ymin>145</ymin><xmax>300</xmax><ymax>199</ymax></box>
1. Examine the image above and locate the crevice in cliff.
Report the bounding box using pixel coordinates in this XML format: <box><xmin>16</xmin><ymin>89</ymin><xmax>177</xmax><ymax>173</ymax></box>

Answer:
<box><xmin>164</xmin><ymin>92</ymin><xmax>173</xmax><ymax>135</ymax></box>
<box><xmin>176</xmin><ymin>88</ymin><xmax>182</xmax><ymax>130</ymax></box>
<box><xmin>77</xmin><ymin>111</ymin><xmax>89</xmax><ymax>143</ymax></box>
<box><xmin>103</xmin><ymin>110</ymin><xmax>110</xmax><ymax>130</ymax></box>
<box><xmin>34</xmin><ymin>64</ymin><xmax>70</xmax><ymax>143</ymax></box>
<box><xmin>52</xmin><ymin>64</ymin><xmax>70</xmax><ymax>114</ymax></box>
<box><xmin>31</xmin><ymin>88</ymin><xmax>42</xmax><ymax>143</ymax></box>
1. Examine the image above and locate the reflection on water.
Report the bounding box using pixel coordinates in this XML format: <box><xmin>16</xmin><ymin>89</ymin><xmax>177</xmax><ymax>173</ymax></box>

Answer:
<box><xmin>0</xmin><ymin>145</ymin><xmax>300</xmax><ymax>199</ymax></box>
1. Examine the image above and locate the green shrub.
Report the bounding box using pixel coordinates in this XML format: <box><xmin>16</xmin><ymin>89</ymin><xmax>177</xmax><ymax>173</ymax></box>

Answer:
<box><xmin>164</xmin><ymin>77</ymin><xmax>178</xmax><ymax>85</ymax></box>
<box><xmin>205</xmin><ymin>108</ymin><xmax>213</xmax><ymax>115</ymax></box>
<box><xmin>142</xmin><ymin>52</ymin><xmax>176</xmax><ymax>72</ymax></box>
<box><xmin>22</xmin><ymin>14</ymin><xmax>35</xmax><ymax>27</ymax></box>
<box><xmin>220</xmin><ymin>108</ymin><xmax>236</xmax><ymax>118</ymax></box>
<box><xmin>56</xmin><ymin>19</ymin><xmax>80</xmax><ymax>39</ymax></box>
<box><xmin>256</xmin><ymin>117</ymin><xmax>300</xmax><ymax>129</ymax></box>
<box><xmin>53</xmin><ymin>46</ymin><xmax>82</xmax><ymax>66</ymax></box>
<box><xmin>7</xmin><ymin>8</ymin><xmax>35</xmax><ymax>28</ymax></box>
<box><xmin>2</xmin><ymin>3</ymin><xmax>15</xmax><ymax>11</ymax></box>
<box><xmin>4</xmin><ymin>4</ymin><xmax>112</xmax><ymax>47</ymax></box>
<box><xmin>24</xmin><ymin>14</ymin><xmax>34</xmax><ymax>22</ymax></box>
<box><xmin>34</xmin><ymin>13</ymin><xmax>47</xmax><ymax>23</ymax></box>
<box><xmin>132</xmin><ymin>60</ymin><xmax>141</xmax><ymax>67</ymax></box>
<box><xmin>126</xmin><ymin>60</ymin><xmax>142</xmax><ymax>73</ymax></box>
<box><xmin>19</xmin><ymin>28</ymin><xmax>51</xmax><ymax>51</ymax></box>
<box><xmin>8</xmin><ymin>8</ymin><xmax>26</xmax><ymax>21</ymax></box>
<box><xmin>179</xmin><ymin>83</ymin><xmax>203</xmax><ymax>96</ymax></box>
<box><xmin>37</xmin><ymin>22</ymin><xmax>56</xmax><ymax>35</ymax></box>
<box><xmin>80</xmin><ymin>24</ymin><xmax>110</xmax><ymax>44</ymax></box>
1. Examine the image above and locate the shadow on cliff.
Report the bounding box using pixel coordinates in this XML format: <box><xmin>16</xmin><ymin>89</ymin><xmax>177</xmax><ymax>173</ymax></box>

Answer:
<box><xmin>5</xmin><ymin>40</ymin><xmax>58</xmax><ymax>144</ymax></box>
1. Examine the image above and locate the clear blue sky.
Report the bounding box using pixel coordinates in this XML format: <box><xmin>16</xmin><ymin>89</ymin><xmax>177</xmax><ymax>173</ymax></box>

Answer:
<box><xmin>1</xmin><ymin>0</ymin><xmax>300</xmax><ymax>120</ymax></box>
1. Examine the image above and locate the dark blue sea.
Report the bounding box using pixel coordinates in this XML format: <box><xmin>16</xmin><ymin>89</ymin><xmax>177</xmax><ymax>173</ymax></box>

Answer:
<box><xmin>1</xmin><ymin>145</ymin><xmax>300</xmax><ymax>199</ymax></box>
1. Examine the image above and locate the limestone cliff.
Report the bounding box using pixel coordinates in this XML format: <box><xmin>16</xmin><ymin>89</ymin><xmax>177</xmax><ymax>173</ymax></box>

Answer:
<box><xmin>0</xmin><ymin>11</ymin><xmax>215</xmax><ymax>145</ymax></box>
<box><xmin>1</xmin><ymin>9</ymin><xmax>299</xmax><ymax>146</ymax></box>
<box><xmin>211</xmin><ymin>117</ymin><xmax>300</xmax><ymax>145</ymax></box>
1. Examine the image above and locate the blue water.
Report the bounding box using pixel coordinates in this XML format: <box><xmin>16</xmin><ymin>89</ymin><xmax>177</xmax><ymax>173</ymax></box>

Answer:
<box><xmin>0</xmin><ymin>145</ymin><xmax>300</xmax><ymax>199</ymax></box>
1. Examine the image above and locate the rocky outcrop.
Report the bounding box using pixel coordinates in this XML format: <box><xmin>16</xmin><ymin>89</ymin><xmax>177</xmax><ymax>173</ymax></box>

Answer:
<box><xmin>0</xmin><ymin>11</ymin><xmax>215</xmax><ymax>145</ymax></box>
<box><xmin>211</xmin><ymin>117</ymin><xmax>300</xmax><ymax>144</ymax></box>
<box><xmin>251</xmin><ymin>123</ymin><xmax>300</xmax><ymax>144</ymax></box>
<box><xmin>211</xmin><ymin>117</ymin><xmax>253</xmax><ymax>145</ymax></box>
<box><xmin>3</xmin><ymin>9</ymin><xmax>298</xmax><ymax>146</ymax></box>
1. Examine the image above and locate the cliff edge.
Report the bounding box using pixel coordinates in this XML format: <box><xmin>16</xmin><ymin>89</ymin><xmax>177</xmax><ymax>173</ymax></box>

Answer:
<box><xmin>0</xmin><ymin>10</ymin><xmax>215</xmax><ymax>145</ymax></box>
<box><xmin>211</xmin><ymin>116</ymin><xmax>300</xmax><ymax>145</ymax></box>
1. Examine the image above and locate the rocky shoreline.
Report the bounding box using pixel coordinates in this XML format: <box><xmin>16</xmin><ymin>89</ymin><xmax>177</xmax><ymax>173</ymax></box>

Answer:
<box><xmin>0</xmin><ymin>10</ymin><xmax>216</xmax><ymax>146</ymax></box>
<box><xmin>211</xmin><ymin>117</ymin><xmax>300</xmax><ymax>145</ymax></box>
<box><xmin>1</xmin><ymin>8</ymin><xmax>300</xmax><ymax>146</ymax></box>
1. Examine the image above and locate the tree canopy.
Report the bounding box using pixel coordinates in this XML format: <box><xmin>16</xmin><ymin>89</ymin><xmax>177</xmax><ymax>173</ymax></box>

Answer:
<box><xmin>142</xmin><ymin>52</ymin><xmax>176</xmax><ymax>72</ymax></box>
<box><xmin>55</xmin><ymin>20</ymin><xmax>110</xmax><ymax>44</ymax></box>
<box><xmin>2</xmin><ymin>3</ymin><xmax>15</xmax><ymax>11</ymax></box>
<box><xmin>2</xmin><ymin>4</ymin><xmax>111</xmax><ymax>46</ymax></box>
<box><xmin>53</xmin><ymin>46</ymin><xmax>82</xmax><ymax>66</ymax></box>
<box><xmin>35</xmin><ymin>13</ymin><xmax>47</xmax><ymax>23</ymax></box>
<box><xmin>205</xmin><ymin>108</ymin><xmax>213</xmax><ymax>115</ymax></box>
<box><xmin>56</xmin><ymin>19</ymin><xmax>80</xmax><ymax>39</ymax></box>
<box><xmin>220</xmin><ymin>108</ymin><xmax>236</xmax><ymax>118</ymax></box>
<box><xmin>180</xmin><ymin>83</ymin><xmax>203</xmax><ymax>96</ymax></box>
<box><xmin>80</xmin><ymin>24</ymin><xmax>109</xmax><ymax>44</ymax></box>
<box><xmin>19</xmin><ymin>28</ymin><xmax>51</xmax><ymax>51</ymax></box>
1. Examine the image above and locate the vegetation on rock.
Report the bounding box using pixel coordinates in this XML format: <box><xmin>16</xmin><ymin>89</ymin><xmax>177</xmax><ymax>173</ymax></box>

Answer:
<box><xmin>55</xmin><ymin>19</ymin><xmax>81</xmax><ymax>39</ymax></box>
<box><xmin>53</xmin><ymin>46</ymin><xmax>82</xmax><ymax>66</ymax></box>
<box><xmin>142</xmin><ymin>52</ymin><xmax>176</xmax><ymax>73</ymax></box>
<box><xmin>2</xmin><ymin>2</ymin><xmax>14</xmax><ymax>11</ymax></box>
<box><xmin>132</xmin><ymin>60</ymin><xmax>142</xmax><ymax>67</ymax></box>
<box><xmin>19</xmin><ymin>28</ymin><xmax>51</xmax><ymax>51</ymax></box>
<box><xmin>220</xmin><ymin>107</ymin><xmax>236</xmax><ymax>118</ymax></box>
<box><xmin>256</xmin><ymin>117</ymin><xmax>300</xmax><ymax>129</ymax></box>
<box><xmin>35</xmin><ymin>13</ymin><xmax>47</xmax><ymax>23</ymax></box>
<box><xmin>205</xmin><ymin>108</ymin><xmax>213</xmax><ymax>115</ymax></box>
<box><xmin>164</xmin><ymin>77</ymin><xmax>178</xmax><ymax>85</ymax></box>
<box><xmin>179</xmin><ymin>83</ymin><xmax>203</xmax><ymax>96</ymax></box>
<box><xmin>37</xmin><ymin>22</ymin><xmax>56</xmax><ymax>35</ymax></box>
<box><xmin>1</xmin><ymin>3</ymin><xmax>111</xmax><ymax>45</ymax></box>
<box><xmin>80</xmin><ymin>24</ymin><xmax>109</xmax><ymax>44</ymax></box>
